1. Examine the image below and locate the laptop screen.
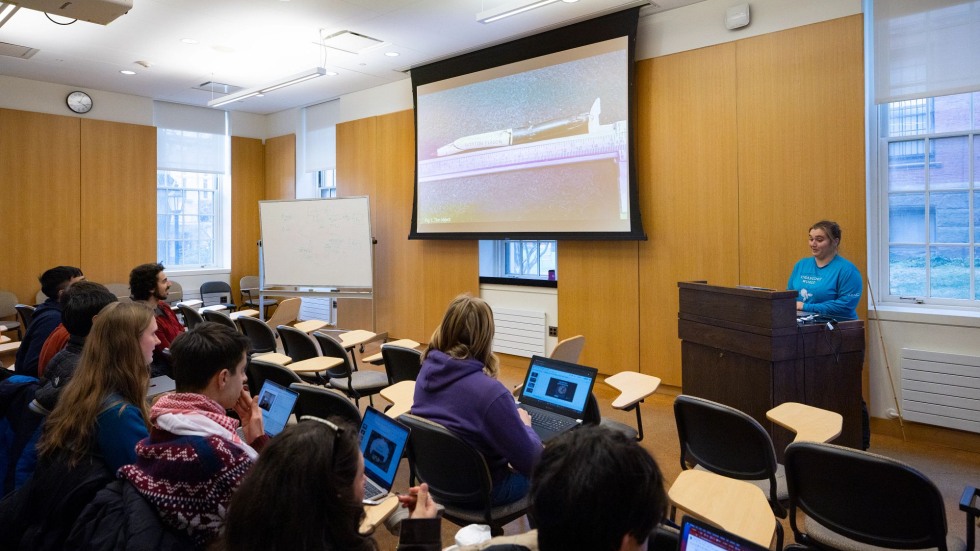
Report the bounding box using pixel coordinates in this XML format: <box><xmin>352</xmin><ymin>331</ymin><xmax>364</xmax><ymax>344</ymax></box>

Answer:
<box><xmin>255</xmin><ymin>380</ymin><xmax>299</xmax><ymax>437</ymax></box>
<box><xmin>518</xmin><ymin>355</ymin><xmax>597</xmax><ymax>417</ymax></box>
<box><xmin>358</xmin><ymin>406</ymin><xmax>411</xmax><ymax>491</ymax></box>
<box><xmin>678</xmin><ymin>516</ymin><xmax>769</xmax><ymax>551</ymax></box>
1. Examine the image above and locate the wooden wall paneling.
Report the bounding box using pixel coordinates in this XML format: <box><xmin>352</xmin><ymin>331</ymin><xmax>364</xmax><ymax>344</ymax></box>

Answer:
<box><xmin>421</xmin><ymin>240</ymin><xmax>480</xmax><ymax>337</ymax></box>
<box><xmin>231</xmin><ymin>136</ymin><xmax>265</xmax><ymax>300</ymax></box>
<box><xmin>636</xmin><ymin>44</ymin><xmax>741</xmax><ymax>386</ymax></box>
<box><xmin>0</xmin><ymin>109</ymin><xmax>82</xmax><ymax>302</ymax></box>
<box><xmin>736</xmin><ymin>15</ymin><xmax>866</xmax><ymax>305</ymax></box>
<box><xmin>264</xmin><ymin>134</ymin><xmax>296</xmax><ymax>201</ymax></box>
<box><xmin>79</xmin><ymin>119</ymin><xmax>156</xmax><ymax>284</ymax></box>
<box><xmin>558</xmin><ymin>241</ymin><xmax>640</xmax><ymax>375</ymax></box>
<box><xmin>336</xmin><ymin>117</ymin><xmax>378</xmax><ymax>331</ymax></box>
<box><xmin>374</xmin><ymin>110</ymin><xmax>426</xmax><ymax>342</ymax></box>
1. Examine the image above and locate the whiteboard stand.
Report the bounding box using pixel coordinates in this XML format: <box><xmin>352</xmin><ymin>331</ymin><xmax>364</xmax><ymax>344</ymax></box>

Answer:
<box><xmin>255</xmin><ymin>197</ymin><xmax>377</xmax><ymax>331</ymax></box>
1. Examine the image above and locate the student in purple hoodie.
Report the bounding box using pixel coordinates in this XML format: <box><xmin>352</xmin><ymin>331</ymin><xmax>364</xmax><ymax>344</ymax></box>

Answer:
<box><xmin>411</xmin><ymin>294</ymin><xmax>543</xmax><ymax>506</ymax></box>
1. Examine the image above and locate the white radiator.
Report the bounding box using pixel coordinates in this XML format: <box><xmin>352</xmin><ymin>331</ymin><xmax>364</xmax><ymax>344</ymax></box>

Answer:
<box><xmin>492</xmin><ymin>308</ymin><xmax>546</xmax><ymax>358</ymax></box>
<box><xmin>300</xmin><ymin>297</ymin><xmax>334</xmax><ymax>324</ymax></box>
<box><xmin>901</xmin><ymin>349</ymin><xmax>980</xmax><ymax>434</ymax></box>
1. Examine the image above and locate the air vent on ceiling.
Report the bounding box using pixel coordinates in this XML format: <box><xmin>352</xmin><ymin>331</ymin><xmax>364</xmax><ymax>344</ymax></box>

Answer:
<box><xmin>0</xmin><ymin>41</ymin><xmax>38</xmax><ymax>59</ymax></box>
<box><xmin>194</xmin><ymin>81</ymin><xmax>243</xmax><ymax>95</ymax></box>
<box><xmin>321</xmin><ymin>30</ymin><xmax>384</xmax><ymax>54</ymax></box>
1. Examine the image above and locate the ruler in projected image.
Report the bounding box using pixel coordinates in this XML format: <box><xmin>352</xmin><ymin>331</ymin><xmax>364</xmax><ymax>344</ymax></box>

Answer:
<box><xmin>419</xmin><ymin>121</ymin><xmax>627</xmax><ymax>181</ymax></box>
<box><xmin>418</xmin><ymin>121</ymin><xmax>629</xmax><ymax>215</ymax></box>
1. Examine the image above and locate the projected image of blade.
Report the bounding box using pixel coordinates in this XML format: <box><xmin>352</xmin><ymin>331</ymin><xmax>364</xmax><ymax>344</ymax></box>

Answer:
<box><xmin>437</xmin><ymin>98</ymin><xmax>601</xmax><ymax>157</ymax></box>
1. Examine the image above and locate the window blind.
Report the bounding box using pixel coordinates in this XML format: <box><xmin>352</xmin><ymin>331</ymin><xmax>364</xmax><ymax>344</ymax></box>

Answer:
<box><xmin>874</xmin><ymin>0</ymin><xmax>980</xmax><ymax>104</ymax></box>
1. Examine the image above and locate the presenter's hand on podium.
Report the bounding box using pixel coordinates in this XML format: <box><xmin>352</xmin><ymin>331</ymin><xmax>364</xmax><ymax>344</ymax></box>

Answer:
<box><xmin>796</xmin><ymin>301</ymin><xmax>804</xmax><ymax>311</ymax></box>
<box><xmin>518</xmin><ymin>408</ymin><xmax>532</xmax><ymax>427</ymax></box>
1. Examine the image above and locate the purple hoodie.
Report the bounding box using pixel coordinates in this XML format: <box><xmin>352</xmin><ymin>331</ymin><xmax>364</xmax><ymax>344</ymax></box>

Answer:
<box><xmin>411</xmin><ymin>350</ymin><xmax>543</xmax><ymax>484</ymax></box>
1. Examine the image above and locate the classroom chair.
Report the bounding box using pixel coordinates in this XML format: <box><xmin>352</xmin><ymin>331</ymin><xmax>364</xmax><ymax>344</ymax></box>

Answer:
<box><xmin>199</xmin><ymin>281</ymin><xmax>237</xmax><ymax>311</ymax></box>
<box><xmin>201</xmin><ymin>309</ymin><xmax>239</xmax><ymax>332</ymax></box>
<box><xmin>784</xmin><ymin>441</ymin><xmax>979</xmax><ymax>551</ymax></box>
<box><xmin>176</xmin><ymin>303</ymin><xmax>204</xmax><ymax>330</ymax></box>
<box><xmin>380</xmin><ymin>345</ymin><xmax>422</xmax><ymax>385</ymax></box>
<box><xmin>14</xmin><ymin>305</ymin><xmax>35</xmax><ymax>332</ymax></box>
<box><xmin>0</xmin><ymin>291</ymin><xmax>22</xmax><ymax>339</ymax></box>
<box><xmin>399</xmin><ymin>413</ymin><xmax>530</xmax><ymax>537</ymax></box>
<box><xmin>246</xmin><ymin>358</ymin><xmax>302</xmax><ymax>398</ymax></box>
<box><xmin>289</xmin><ymin>383</ymin><xmax>361</xmax><ymax>427</ymax></box>
<box><xmin>314</xmin><ymin>332</ymin><xmax>388</xmax><ymax>408</ymax></box>
<box><xmin>674</xmin><ymin>395</ymin><xmax>788</xmax><ymax>518</ymax></box>
<box><xmin>237</xmin><ymin>316</ymin><xmax>278</xmax><ymax>355</ymax></box>
<box><xmin>239</xmin><ymin>276</ymin><xmax>278</xmax><ymax>318</ymax></box>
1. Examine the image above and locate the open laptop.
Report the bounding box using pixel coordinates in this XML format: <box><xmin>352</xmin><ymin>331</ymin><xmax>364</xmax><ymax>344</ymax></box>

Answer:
<box><xmin>515</xmin><ymin>355</ymin><xmax>598</xmax><ymax>442</ymax></box>
<box><xmin>677</xmin><ymin>516</ymin><xmax>769</xmax><ymax>551</ymax></box>
<box><xmin>147</xmin><ymin>375</ymin><xmax>176</xmax><ymax>399</ymax></box>
<box><xmin>359</xmin><ymin>406</ymin><xmax>411</xmax><ymax>505</ymax></box>
<box><xmin>253</xmin><ymin>380</ymin><xmax>300</xmax><ymax>437</ymax></box>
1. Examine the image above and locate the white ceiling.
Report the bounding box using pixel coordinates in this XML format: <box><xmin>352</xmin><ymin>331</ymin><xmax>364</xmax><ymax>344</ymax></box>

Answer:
<box><xmin>0</xmin><ymin>0</ymin><xmax>704</xmax><ymax>115</ymax></box>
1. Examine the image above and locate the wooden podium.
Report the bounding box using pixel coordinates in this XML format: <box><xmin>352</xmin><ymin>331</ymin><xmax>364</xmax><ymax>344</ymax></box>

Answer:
<box><xmin>677</xmin><ymin>282</ymin><xmax>864</xmax><ymax>459</ymax></box>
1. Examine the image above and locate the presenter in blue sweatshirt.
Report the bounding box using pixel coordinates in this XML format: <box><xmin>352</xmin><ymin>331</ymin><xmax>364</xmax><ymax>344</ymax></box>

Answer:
<box><xmin>788</xmin><ymin>220</ymin><xmax>862</xmax><ymax>321</ymax></box>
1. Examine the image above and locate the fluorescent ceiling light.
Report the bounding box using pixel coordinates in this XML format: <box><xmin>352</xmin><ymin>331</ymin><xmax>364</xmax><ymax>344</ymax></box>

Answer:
<box><xmin>477</xmin><ymin>0</ymin><xmax>559</xmax><ymax>23</ymax></box>
<box><xmin>208</xmin><ymin>67</ymin><xmax>326</xmax><ymax>108</ymax></box>
<box><xmin>0</xmin><ymin>3</ymin><xmax>21</xmax><ymax>28</ymax></box>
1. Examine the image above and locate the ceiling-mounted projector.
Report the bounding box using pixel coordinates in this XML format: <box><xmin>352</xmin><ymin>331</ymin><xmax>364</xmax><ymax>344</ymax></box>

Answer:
<box><xmin>6</xmin><ymin>0</ymin><xmax>132</xmax><ymax>25</ymax></box>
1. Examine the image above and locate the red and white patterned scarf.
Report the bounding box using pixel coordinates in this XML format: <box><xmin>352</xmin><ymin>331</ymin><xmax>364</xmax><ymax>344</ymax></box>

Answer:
<box><xmin>150</xmin><ymin>393</ymin><xmax>257</xmax><ymax>460</ymax></box>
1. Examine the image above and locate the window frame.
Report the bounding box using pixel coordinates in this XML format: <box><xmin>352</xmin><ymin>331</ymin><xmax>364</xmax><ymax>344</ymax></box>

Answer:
<box><xmin>876</xmin><ymin>95</ymin><xmax>980</xmax><ymax>308</ymax></box>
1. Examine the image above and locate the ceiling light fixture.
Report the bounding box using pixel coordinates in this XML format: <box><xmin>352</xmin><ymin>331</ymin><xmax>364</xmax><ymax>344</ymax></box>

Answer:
<box><xmin>207</xmin><ymin>66</ymin><xmax>327</xmax><ymax>108</ymax></box>
<box><xmin>120</xmin><ymin>70</ymin><xmax>136</xmax><ymax>75</ymax></box>
<box><xmin>477</xmin><ymin>0</ymin><xmax>561</xmax><ymax>23</ymax></box>
<box><xmin>0</xmin><ymin>3</ymin><xmax>20</xmax><ymax>28</ymax></box>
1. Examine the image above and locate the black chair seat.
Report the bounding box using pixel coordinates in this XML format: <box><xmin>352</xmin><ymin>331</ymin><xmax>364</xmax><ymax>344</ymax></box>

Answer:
<box><xmin>289</xmin><ymin>383</ymin><xmax>361</xmax><ymax>427</ymax></box>
<box><xmin>327</xmin><ymin>371</ymin><xmax>389</xmax><ymax>395</ymax></box>
<box><xmin>238</xmin><ymin>316</ymin><xmax>277</xmax><ymax>355</ymax></box>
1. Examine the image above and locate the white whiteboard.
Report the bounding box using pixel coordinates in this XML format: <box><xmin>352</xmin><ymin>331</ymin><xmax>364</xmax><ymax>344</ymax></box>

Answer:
<box><xmin>259</xmin><ymin>197</ymin><xmax>373</xmax><ymax>288</ymax></box>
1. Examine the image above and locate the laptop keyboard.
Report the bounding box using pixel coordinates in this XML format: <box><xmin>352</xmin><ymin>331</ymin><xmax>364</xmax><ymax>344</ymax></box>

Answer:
<box><xmin>364</xmin><ymin>478</ymin><xmax>386</xmax><ymax>501</ymax></box>
<box><xmin>532</xmin><ymin>410</ymin><xmax>577</xmax><ymax>432</ymax></box>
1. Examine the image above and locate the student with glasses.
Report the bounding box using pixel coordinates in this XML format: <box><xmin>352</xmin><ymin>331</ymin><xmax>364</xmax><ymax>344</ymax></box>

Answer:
<box><xmin>222</xmin><ymin>417</ymin><xmax>441</xmax><ymax>551</ymax></box>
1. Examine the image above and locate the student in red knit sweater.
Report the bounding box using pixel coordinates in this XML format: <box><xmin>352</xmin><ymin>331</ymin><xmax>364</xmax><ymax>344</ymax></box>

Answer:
<box><xmin>119</xmin><ymin>322</ymin><xmax>266</xmax><ymax>549</ymax></box>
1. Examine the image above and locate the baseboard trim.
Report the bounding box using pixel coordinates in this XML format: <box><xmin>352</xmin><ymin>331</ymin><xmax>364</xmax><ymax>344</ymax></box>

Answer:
<box><xmin>871</xmin><ymin>417</ymin><xmax>980</xmax><ymax>454</ymax></box>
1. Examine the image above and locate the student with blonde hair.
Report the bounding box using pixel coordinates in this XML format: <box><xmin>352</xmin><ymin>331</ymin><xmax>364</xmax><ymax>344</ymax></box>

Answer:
<box><xmin>411</xmin><ymin>294</ymin><xmax>542</xmax><ymax>506</ymax></box>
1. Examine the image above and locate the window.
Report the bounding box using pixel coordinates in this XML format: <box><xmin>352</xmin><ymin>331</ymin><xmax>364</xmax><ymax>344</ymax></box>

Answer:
<box><xmin>157</xmin><ymin>170</ymin><xmax>220</xmax><ymax>267</ymax></box>
<box><xmin>314</xmin><ymin>169</ymin><xmax>337</xmax><ymax>198</ymax></box>
<box><xmin>154</xmin><ymin>100</ymin><xmax>229</xmax><ymax>270</ymax></box>
<box><xmin>480</xmin><ymin>240</ymin><xmax>558</xmax><ymax>281</ymax></box>
<box><xmin>881</xmin><ymin>91</ymin><xmax>980</xmax><ymax>302</ymax></box>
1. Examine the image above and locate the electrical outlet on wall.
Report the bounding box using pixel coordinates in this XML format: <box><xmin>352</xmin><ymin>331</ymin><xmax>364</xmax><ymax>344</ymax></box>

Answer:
<box><xmin>548</xmin><ymin>326</ymin><xmax>558</xmax><ymax>337</ymax></box>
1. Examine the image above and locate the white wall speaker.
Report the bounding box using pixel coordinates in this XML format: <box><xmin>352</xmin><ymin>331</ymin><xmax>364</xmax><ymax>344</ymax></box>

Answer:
<box><xmin>725</xmin><ymin>3</ymin><xmax>750</xmax><ymax>30</ymax></box>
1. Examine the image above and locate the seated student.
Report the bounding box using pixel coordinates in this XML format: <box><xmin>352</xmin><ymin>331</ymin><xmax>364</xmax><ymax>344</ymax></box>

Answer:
<box><xmin>119</xmin><ymin>322</ymin><xmax>266</xmax><ymax>549</ymax></box>
<box><xmin>129</xmin><ymin>262</ymin><xmax>183</xmax><ymax>377</ymax></box>
<box><xmin>411</xmin><ymin>294</ymin><xmax>542</xmax><ymax>506</ymax></box>
<box><xmin>472</xmin><ymin>425</ymin><xmax>669</xmax><ymax>551</ymax></box>
<box><xmin>0</xmin><ymin>282</ymin><xmax>118</xmax><ymax>496</ymax></box>
<box><xmin>33</xmin><ymin>282</ymin><xmax>119</xmax><ymax>413</ymax></box>
<box><xmin>221</xmin><ymin>418</ymin><xmax>441</xmax><ymax>551</ymax></box>
<box><xmin>14</xmin><ymin>265</ymin><xmax>85</xmax><ymax>378</ymax></box>
<box><xmin>0</xmin><ymin>302</ymin><xmax>158</xmax><ymax>549</ymax></box>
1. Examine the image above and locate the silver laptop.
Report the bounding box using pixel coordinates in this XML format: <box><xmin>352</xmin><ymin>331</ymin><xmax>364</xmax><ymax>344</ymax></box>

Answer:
<box><xmin>147</xmin><ymin>375</ymin><xmax>176</xmax><ymax>399</ymax></box>
<box><xmin>516</xmin><ymin>355</ymin><xmax>598</xmax><ymax>442</ymax></box>
<box><xmin>359</xmin><ymin>406</ymin><xmax>411</xmax><ymax>505</ymax></box>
